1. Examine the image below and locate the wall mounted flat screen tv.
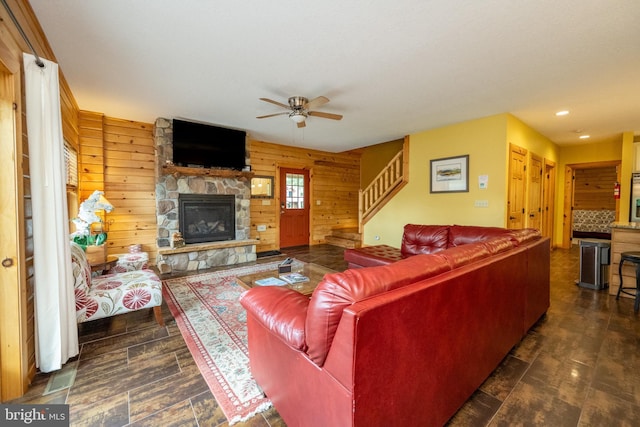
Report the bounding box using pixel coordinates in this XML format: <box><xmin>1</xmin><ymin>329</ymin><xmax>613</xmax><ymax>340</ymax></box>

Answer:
<box><xmin>172</xmin><ymin>119</ymin><xmax>246</xmax><ymax>170</ymax></box>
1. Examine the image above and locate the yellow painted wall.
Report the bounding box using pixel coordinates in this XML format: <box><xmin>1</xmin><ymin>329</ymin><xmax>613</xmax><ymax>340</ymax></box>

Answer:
<box><xmin>360</xmin><ymin>138</ymin><xmax>404</xmax><ymax>187</ymax></box>
<box><xmin>363</xmin><ymin>113</ymin><xmax>562</xmax><ymax>247</ymax></box>
<box><xmin>506</xmin><ymin>115</ymin><xmax>559</xmax><ymax>164</ymax></box>
<box><xmin>364</xmin><ymin>114</ymin><xmax>509</xmax><ymax>247</ymax></box>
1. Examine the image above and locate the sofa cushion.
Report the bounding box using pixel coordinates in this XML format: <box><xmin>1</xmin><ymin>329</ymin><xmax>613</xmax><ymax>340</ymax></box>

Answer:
<box><xmin>508</xmin><ymin>228</ymin><xmax>542</xmax><ymax>244</ymax></box>
<box><xmin>305</xmin><ymin>253</ymin><xmax>451</xmax><ymax>366</ymax></box>
<box><xmin>401</xmin><ymin>224</ymin><xmax>450</xmax><ymax>256</ymax></box>
<box><xmin>448</xmin><ymin>225</ymin><xmax>514</xmax><ymax>247</ymax></box>
<box><xmin>482</xmin><ymin>236</ymin><xmax>518</xmax><ymax>255</ymax></box>
<box><xmin>344</xmin><ymin>244</ymin><xmax>404</xmax><ymax>268</ymax></box>
<box><xmin>435</xmin><ymin>242</ymin><xmax>491</xmax><ymax>269</ymax></box>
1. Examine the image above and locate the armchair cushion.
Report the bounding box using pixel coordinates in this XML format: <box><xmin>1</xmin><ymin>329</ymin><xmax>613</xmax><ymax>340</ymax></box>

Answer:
<box><xmin>75</xmin><ymin>270</ymin><xmax>162</xmax><ymax>323</ymax></box>
<box><xmin>70</xmin><ymin>240</ymin><xmax>91</xmax><ymax>295</ymax></box>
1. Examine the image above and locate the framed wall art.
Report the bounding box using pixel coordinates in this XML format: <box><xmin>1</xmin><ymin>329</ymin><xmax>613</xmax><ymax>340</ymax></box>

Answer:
<box><xmin>430</xmin><ymin>155</ymin><xmax>469</xmax><ymax>193</ymax></box>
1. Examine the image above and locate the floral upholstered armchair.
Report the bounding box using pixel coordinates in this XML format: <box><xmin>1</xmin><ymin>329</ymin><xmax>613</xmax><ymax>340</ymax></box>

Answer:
<box><xmin>70</xmin><ymin>241</ymin><xmax>164</xmax><ymax>325</ymax></box>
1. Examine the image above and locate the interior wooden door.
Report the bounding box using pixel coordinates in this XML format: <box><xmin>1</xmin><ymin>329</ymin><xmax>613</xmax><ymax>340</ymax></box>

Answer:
<box><xmin>0</xmin><ymin>62</ymin><xmax>28</xmax><ymax>400</ymax></box>
<box><xmin>527</xmin><ymin>153</ymin><xmax>543</xmax><ymax>230</ymax></box>
<box><xmin>542</xmin><ymin>159</ymin><xmax>556</xmax><ymax>241</ymax></box>
<box><xmin>279</xmin><ymin>168</ymin><xmax>310</xmax><ymax>248</ymax></box>
<box><xmin>507</xmin><ymin>144</ymin><xmax>527</xmax><ymax>229</ymax></box>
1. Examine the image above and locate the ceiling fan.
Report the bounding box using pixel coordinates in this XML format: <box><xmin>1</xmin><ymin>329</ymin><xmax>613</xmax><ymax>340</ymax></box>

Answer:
<box><xmin>256</xmin><ymin>96</ymin><xmax>343</xmax><ymax>128</ymax></box>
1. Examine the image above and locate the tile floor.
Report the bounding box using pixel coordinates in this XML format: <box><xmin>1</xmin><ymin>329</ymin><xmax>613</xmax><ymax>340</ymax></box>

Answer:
<box><xmin>9</xmin><ymin>244</ymin><xmax>640</xmax><ymax>426</ymax></box>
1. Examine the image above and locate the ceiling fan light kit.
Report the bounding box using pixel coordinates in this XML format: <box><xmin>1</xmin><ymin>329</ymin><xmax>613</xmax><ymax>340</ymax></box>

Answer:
<box><xmin>289</xmin><ymin>111</ymin><xmax>307</xmax><ymax>123</ymax></box>
<box><xmin>257</xmin><ymin>95</ymin><xmax>343</xmax><ymax>128</ymax></box>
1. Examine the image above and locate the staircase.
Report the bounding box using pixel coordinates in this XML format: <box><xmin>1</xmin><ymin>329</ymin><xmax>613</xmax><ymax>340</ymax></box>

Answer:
<box><xmin>325</xmin><ymin>137</ymin><xmax>409</xmax><ymax>248</ymax></box>
<box><xmin>325</xmin><ymin>227</ymin><xmax>362</xmax><ymax>249</ymax></box>
<box><xmin>359</xmin><ymin>137</ymin><xmax>409</xmax><ymax>230</ymax></box>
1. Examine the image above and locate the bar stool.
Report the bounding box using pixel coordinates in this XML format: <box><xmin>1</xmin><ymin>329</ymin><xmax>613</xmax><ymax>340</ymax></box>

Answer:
<box><xmin>616</xmin><ymin>251</ymin><xmax>640</xmax><ymax>312</ymax></box>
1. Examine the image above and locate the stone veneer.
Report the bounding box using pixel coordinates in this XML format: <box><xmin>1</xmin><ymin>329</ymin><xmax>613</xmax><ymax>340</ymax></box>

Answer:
<box><xmin>154</xmin><ymin>118</ymin><xmax>256</xmax><ymax>272</ymax></box>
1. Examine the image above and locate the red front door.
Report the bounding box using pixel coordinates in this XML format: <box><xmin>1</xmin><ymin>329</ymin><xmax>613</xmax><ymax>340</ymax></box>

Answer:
<box><xmin>279</xmin><ymin>168</ymin><xmax>310</xmax><ymax>248</ymax></box>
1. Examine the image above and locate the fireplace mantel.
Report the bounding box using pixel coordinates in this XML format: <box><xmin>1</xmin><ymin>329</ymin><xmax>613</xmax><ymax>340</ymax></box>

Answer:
<box><xmin>157</xmin><ymin>239</ymin><xmax>260</xmax><ymax>256</ymax></box>
<box><xmin>162</xmin><ymin>164</ymin><xmax>254</xmax><ymax>179</ymax></box>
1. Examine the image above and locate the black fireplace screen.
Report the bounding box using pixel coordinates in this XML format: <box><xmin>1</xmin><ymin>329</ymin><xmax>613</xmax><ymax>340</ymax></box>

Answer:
<box><xmin>178</xmin><ymin>194</ymin><xmax>236</xmax><ymax>244</ymax></box>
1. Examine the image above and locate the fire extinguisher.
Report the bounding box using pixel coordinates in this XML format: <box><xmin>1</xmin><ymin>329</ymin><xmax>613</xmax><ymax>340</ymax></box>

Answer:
<box><xmin>614</xmin><ymin>181</ymin><xmax>620</xmax><ymax>199</ymax></box>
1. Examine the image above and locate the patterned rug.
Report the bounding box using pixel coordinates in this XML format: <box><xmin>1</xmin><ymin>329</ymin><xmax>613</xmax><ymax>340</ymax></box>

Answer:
<box><xmin>162</xmin><ymin>260</ymin><xmax>301</xmax><ymax>424</ymax></box>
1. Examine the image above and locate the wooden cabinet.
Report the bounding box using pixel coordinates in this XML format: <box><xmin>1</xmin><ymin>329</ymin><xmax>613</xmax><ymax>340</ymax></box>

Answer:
<box><xmin>609</xmin><ymin>224</ymin><xmax>640</xmax><ymax>297</ymax></box>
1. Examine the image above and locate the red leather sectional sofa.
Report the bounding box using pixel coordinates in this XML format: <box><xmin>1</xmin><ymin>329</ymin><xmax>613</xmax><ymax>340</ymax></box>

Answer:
<box><xmin>240</xmin><ymin>224</ymin><xmax>550</xmax><ymax>427</ymax></box>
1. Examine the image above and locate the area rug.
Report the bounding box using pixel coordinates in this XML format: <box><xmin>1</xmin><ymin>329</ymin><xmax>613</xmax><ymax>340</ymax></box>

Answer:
<box><xmin>161</xmin><ymin>260</ymin><xmax>302</xmax><ymax>425</ymax></box>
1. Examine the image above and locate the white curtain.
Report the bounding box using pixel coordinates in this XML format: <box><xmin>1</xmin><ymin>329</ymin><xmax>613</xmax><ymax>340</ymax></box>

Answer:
<box><xmin>23</xmin><ymin>53</ymin><xmax>79</xmax><ymax>372</ymax></box>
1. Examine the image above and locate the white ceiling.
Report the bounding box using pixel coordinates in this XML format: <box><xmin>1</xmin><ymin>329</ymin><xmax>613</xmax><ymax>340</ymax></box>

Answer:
<box><xmin>29</xmin><ymin>0</ymin><xmax>640</xmax><ymax>152</ymax></box>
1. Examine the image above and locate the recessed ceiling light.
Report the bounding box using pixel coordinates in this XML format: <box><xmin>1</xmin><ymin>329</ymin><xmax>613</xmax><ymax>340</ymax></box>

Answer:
<box><xmin>556</xmin><ymin>110</ymin><xmax>569</xmax><ymax>116</ymax></box>
<box><xmin>579</xmin><ymin>135</ymin><xmax>590</xmax><ymax>139</ymax></box>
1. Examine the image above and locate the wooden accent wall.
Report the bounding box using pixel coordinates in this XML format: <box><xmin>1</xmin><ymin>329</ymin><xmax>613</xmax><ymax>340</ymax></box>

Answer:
<box><xmin>573</xmin><ymin>167</ymin><xmax>617</xmax><ymax>210</ymax></box>
<box><xmin>0</xmin><ymin>0</ymin><xmax>79</xmax><ymax>400</ymax></box>
<box><xmin>249</xmin><ymin>140</ymin><xmax>361</xmax><ymax>252</ymax></box>
<box><xmin>78</xmin><ymin>113</ymin><xmax>157</xmax><ymax>260</ymax></box>
<box><xmin>103</xmin><ymin>117</ymin><xmax>157</xmax><ymax>259</ymax></box>
<box><xmin>78</xmin><ymin>111</ymin><xmax>105</xmax><ymax>198</ymax></box>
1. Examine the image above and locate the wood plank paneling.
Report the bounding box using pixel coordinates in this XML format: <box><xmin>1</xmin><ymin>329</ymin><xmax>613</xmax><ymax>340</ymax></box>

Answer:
<box><xmin>76</xmin><ymin>114</ymin><xmax>158</xmax><ymax>261</ymax></box>
<box><xmin>103</xmin><ymin>117</ymin><xmax>157</xmax><ymax>260</ymax></box>
<box><xmin>574</xmin><ymin>167</ymin><xmax>617</xmax><ymax>210</ymax></box>
<box><xmin>249</xmin><ymin>140</ymin><xmax>360</xmax><ymax>252</ymax></box>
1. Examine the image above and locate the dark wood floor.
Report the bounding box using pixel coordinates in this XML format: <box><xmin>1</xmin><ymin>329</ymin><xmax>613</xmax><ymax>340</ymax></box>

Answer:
<box><xmin>9</xmin><ymin>244</ymin><xmax>640</xmax><ymax>426</ymax></box>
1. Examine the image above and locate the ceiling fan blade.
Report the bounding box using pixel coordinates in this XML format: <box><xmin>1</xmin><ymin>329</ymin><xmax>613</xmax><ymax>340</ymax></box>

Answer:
<box><xmin>297</xmin><ymin>120</ymin><xmax>306</xmax><ymax>128</ymax></box>
<box><xmin>256</xmin><ymin>112</ymin><xmax>289</xmax><ymax>119</ymax></box>
<box><xmin>259</xmin><ymin>97</ymin><xmax>289</xmax><ymax>109</ymax></box>
<box><xmin>308</xmin><ymin>111</ymin><xmax>343</xmax><ymax>120</ymax></box>
<box><xmin>304</xmin><ymin>96</ymin><xmax>329</xmax><ymax>110</ymax></box>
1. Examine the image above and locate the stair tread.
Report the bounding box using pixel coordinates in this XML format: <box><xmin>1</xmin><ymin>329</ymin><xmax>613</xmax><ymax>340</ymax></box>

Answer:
<box><xmin>330</xmin><ymin>227</ymin><xmax>361</xmax><ymax>240</ymax></box>
<box><xmin>325</xmin><ymin>235</ymin><xmax>361</xmax><ymax>249</ymax></box>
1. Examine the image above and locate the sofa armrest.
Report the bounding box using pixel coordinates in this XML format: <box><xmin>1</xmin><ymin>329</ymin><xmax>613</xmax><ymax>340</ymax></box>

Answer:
<box><xmin>240</xmin><ymin>286</ymin><xmax>310</xmax><ymax>351</ymax></box>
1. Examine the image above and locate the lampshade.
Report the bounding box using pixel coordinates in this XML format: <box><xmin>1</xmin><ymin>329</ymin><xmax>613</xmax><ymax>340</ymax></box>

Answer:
<box><xmin>289</xmin><ymin>112</ymin><xmax>306</xmax><ymax>123</ymax></box>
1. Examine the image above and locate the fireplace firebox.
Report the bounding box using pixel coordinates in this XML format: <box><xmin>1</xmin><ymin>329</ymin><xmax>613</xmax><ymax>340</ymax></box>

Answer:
<box><xmin>178</xmin><ymin>194</ymin><xmax>236</xmax><ymax>244</ymax></box>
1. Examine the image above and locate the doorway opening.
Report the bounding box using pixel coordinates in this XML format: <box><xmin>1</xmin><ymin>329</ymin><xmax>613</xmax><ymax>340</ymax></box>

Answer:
<box><xmin>562</xmin><ymin>161</ymin><xmax>621</xmax><ymax>248</ymax></box>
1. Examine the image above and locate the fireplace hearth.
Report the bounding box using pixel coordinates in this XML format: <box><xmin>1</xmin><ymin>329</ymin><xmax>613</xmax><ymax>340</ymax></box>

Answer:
<box><xmin>179</xmin><ymin>194</ymin><xmax>236</xmax><ymax>244</ymax></box>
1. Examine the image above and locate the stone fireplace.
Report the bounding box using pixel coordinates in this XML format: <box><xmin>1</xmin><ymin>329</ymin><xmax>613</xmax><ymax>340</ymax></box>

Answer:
<box><xmin>154</xmin><ymin>118</ymin><xmax>257</xmax><ymax>272</ymax></box>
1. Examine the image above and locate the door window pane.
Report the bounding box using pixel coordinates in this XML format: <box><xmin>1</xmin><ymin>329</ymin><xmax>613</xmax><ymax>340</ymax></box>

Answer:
<box><xmin>286</xmin><ymin>173</ymin><xmax>305</xmax><ymax>209</ymax></box>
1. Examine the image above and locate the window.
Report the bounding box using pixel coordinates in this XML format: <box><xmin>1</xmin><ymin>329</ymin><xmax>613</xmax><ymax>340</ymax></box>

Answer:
<box><xmin>285</xmin><ymin>173</ymin><xmax>305</xmax><ymax>209</ymax></box>
<box><xmin>64</xmin><ymin>142</ymin><xmax>78</xmax><ymax>187</ymax></box>
<box><xmin>250</xmin><ymin>176</ymin><xmax>274</xmax><ymax>198</ymax></box>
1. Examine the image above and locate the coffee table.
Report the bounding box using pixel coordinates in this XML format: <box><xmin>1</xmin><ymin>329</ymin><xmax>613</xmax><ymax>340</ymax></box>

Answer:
<box><xmin>236</xmin><ymin>262</ymin><xmax>335</xmax><ymax>296</ymax></box>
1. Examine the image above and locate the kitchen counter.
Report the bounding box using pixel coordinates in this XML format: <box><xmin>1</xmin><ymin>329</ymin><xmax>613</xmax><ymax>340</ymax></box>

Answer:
<box><xmin>609</xmin><ymin>222</ymin><xmax>640</xmax><ymax>297</ymax></box>
<box><xmin>610</xmin><ymin>221</ymin><xmax>640</xmax><ymax>230</ymax></box>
